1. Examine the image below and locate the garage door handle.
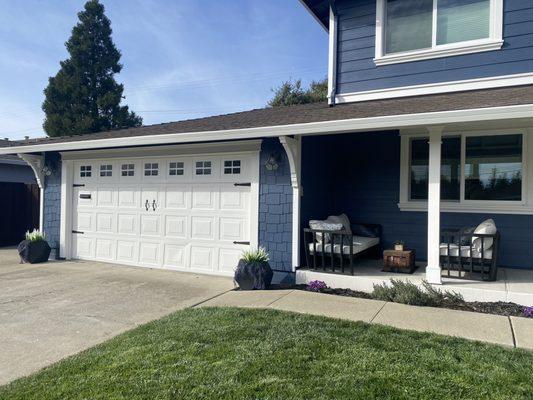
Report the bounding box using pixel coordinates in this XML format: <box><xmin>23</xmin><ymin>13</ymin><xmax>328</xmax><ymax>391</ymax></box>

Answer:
<box><xmin>145</xmin><ymin>200</ymin><xmax>149</xmax><ymax>211</ymax></box>
<box><xmin>233</xmin><ymin>241</ymin><xmax>250</xmax><ymax>245</ymax></box>
<box><xmin>152</xmin><ymin>200</ymin><xmax>157</xmax><ymax>211</ymax></box>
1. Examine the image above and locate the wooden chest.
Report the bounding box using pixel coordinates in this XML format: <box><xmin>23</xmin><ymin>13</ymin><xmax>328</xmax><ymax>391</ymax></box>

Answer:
<box><xmin>383</xmin><ymin>249</ymin><xmax>416</xmax><ymax>274</ymax></box>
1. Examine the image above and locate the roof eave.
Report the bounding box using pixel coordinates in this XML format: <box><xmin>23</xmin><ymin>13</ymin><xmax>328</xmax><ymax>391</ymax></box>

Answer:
<box><xmin>2</xmin><ymin>103</ymin><xmax>533</xmax><ymax>155</ymax></box>
<box><xmin>298</xmin><ymin>0</ymin><xmax>329</xmax><ymax>31</ymax></box>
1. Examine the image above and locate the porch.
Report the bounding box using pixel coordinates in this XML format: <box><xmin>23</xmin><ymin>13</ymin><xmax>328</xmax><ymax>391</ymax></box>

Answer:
<box><xmin>296</xmin><ymin>260</ymin><xmax>533</xmax><ymax>306</ymax></box>
<box><xmin>281</xmin><ymin>121</ymin><xmax>533</xmax><ymax>304</ymax></box>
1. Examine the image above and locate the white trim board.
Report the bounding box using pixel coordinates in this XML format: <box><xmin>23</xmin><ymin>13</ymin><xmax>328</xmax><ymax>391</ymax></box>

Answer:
<box><xmin>335</xmin><ymin>73</ymin><xmax>533</xmax><ymax>104</ymax></box>
<box><xmin>3</xmin><ymin>104</ymin><xmax>533</xmax><ymax>155</ymax></box>
<box><xmin>60</xmin><ymin>140</ymin><xmax>263</xmax><ymax>161</ymax></box>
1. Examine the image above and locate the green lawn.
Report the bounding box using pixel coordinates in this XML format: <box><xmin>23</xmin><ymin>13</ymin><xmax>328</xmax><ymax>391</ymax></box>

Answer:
<box><xmin>1</xmin><ymin>308</ymin><xmax>531</xmax><ymax>400</ymax></box>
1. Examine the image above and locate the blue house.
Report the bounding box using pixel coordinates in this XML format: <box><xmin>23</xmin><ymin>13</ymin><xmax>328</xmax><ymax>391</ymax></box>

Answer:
<box><xmin>1</xmin><ymin>0</ymin><xmax>533</xmax><ymax>298</ymax></box>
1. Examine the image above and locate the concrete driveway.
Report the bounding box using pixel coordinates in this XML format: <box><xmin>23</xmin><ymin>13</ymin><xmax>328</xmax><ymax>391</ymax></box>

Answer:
<box><xmin>0</xmin><ymin>248</ymin><xmax>234</xmax><ymax>385</ymax></box>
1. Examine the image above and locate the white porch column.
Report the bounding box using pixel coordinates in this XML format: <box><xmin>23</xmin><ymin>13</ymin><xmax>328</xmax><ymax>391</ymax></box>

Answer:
<box><xmin>426</xmin><ymin>127</ymin><xmax>444</xmax><ymax>284</ymax></box>
<box><xmin>279</xmin><ymin>136</ymin><xmax>302</xmax><ymax>271</ymax></box>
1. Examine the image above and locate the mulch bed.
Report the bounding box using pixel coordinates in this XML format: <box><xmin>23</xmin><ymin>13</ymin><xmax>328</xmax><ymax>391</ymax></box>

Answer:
<box><xmin>269</xmin><ymin>284</ymin><xmax>531</xmax><ymax>318</ymax></box>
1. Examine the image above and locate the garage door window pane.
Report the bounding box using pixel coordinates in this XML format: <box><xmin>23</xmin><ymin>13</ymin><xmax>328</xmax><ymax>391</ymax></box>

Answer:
<box><xmin>121</xmin><ymin>164</ymin><xmax>135</xmax><ymax>177</ymax></box>
<box><xmin>80</xmin><ymin>165</ymin><xmax>92</xmax><ymax>178</ymax></box>
<box><xmin>196</xmin><ymin>161</ymin><xmax>211</xmax><ymax>175</ymax></box>
<box><xmin>169</xmin><ymin>161</ymin><xmax>184</xmax><ymax>176</ymax></box>
<box><xmin>224</xmin><ymin>160</ymin><xmax>241</xmax><ymax>174</ymax></box>
<box><xmin>144</xmin><ymin>163</ymin><xmax>159</xmax><ymax>176</ymax></box>
<box><xmin>100</xmin><ymin>164</ymin><xmax>113</xmax><ymax>177</ymax></box>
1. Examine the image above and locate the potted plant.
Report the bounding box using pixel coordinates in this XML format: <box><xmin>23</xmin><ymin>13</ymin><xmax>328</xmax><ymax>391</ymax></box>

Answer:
<box><xmin>394</xmin><ymin>240</ymin><xmax>405</xmax><ymax>251</ymax></box>
<box><xmin>234</xmin><ymin>247</ymin><xmax>273</xmax><ymax>290</ymax></box>
<box><xmin>18</xmin><ymin>230</ymin><xmax>51</xmax><ymax>264</ymax></box>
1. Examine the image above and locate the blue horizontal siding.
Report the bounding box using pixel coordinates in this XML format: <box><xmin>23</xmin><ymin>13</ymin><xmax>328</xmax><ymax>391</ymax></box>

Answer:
<box><xmin>336</xmin><ymin>0</ymin><xmax>533</xmax><ymax>95</ymax></box>
<box><xmin>301</xmin><ymin>132</ymin><xmax>533</xmax><ymax>270</ymax></box>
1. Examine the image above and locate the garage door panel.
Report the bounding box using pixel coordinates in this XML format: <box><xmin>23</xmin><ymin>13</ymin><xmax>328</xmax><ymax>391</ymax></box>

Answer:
<box><xmin>163</xmin><ymin>244</ymin><xmax>186</xmax><ymax>268</ymax></box>
<box><xmin>139</xmin><ymin>242</ymin><xmax>161</xmax><ymax>266</ymax></box>
<box><xmin>219</xmin><ymin>248</ymin><xmax>242</xmax><ymax>273</ymax></box>
<box><xmin>190</xmin><ymin>246</ymin><xmax>214</xmax><ymax>270</ymax></box>
<box><xmin>220</xmin><ymin>189</ymin><xmax>248</xmax><ymax>210</ymax></box>
<box><xmin>75</xmin><ymin>212</ymin><xmax>94</xmax><ymax>232</ymax></box>
<box><xmin>165</xmin><ymin>215</ymin><xmax>187</xmax><ymax>238</ymax></box>
<box><xmin>117</xmin><ymin>214</ymin><xmax>138</xmax><ymax>235</ymax></box>
<box><xmin>116</xmin><ymin>240</ymin><xmax>138</xmax><ymax>263</ymax></box>
<box><xmin>96</xmin><ymin>188</ymin><xmax>116</xmax><ymax>207</ymax></box>
<box><xmin>192</xmin><ymin>185</ymin><xmax>217</xmax><ymax>210</ymax></box>
<box><xmin>75</xmin><ymin>189</ymin><xmax>95</xmax><ymax>208</ymax></box>
<box><xmin>165</xmin><ymin>186</ymin><xmax>188</xmax><ymax>209</ymax></box>
<box><xmin>219</xmin><ymin>217</ymin><xmax>245</xmax><ymax>241</ymax></box>
<box><xmin>96</xmin><ymin>213</ymin><xmax>115</xmax><ymax>233</ymax></box>
<box><xmin>191</xmin><ymin>216</ymin><xmax>215</xmax><ymax>240</ymax></box>
<box><xmin>95</xmin><ymin>238</ymin><xmax>115</xmax><ymax>261</ymax></box>
<box><xmin>118</xmin><ymin>187</ymin><xmax>140</xmax><ymax>208</ymax></box>
<box><xmin>140</xmin><ymin>215</ymin><xmax>161</xmax><ymax>237</ymax></box>
<box><xmin>75</xmin><ymin>236</ymin><xmax>94</xmax><ymax>259</ymax></box>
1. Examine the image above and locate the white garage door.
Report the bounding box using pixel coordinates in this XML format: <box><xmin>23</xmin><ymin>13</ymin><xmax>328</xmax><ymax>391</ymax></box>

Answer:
<box><xmin>70</xmin><ymin>152</ymin><xmax>257</xmax><ymax>276</ymax></box>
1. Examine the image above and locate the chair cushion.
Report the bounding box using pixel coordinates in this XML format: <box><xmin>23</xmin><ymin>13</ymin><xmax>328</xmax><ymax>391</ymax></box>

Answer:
<box><xmin>472</xmin><ymin>219</ymin><xmax>497</xmax><ymax>251</ymax></box>
<box><xmin>309</xmin><ymin>220</ymin><xmax>343</xmax><ymax>244</ymax></box>
<box><xmin>440</xmin><ymin>243</ymin><xmax>493</xmax><ymax>260</ymax></box>
<box><xmin>327</xmin><ymin>214</ymin><xmax>352</xmax><ymax>235</ymax></box>
<box><xmin>351</xmin><ymin>224</ymin><xmax>379</xmax><ymax>238</ymax></box>
<box><xmin>310</xmin><ymin>236</ymin><xmax>380</xmax><ymax>255</ymax></box>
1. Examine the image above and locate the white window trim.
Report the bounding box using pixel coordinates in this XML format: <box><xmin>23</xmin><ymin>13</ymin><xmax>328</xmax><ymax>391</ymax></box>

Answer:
<box><xmin>375</xmin><ymin>0</ymin><xmax>503</xmax><ymax>66</ymax></box>
<box><xmin>399</xmin><ymin>128</ymin><xmax>533</xmax><ymax>214</ymax></box>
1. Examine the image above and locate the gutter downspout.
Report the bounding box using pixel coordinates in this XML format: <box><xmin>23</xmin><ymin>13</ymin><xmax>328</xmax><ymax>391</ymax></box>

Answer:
<box><xmin>328</xmin><ymin>0</ymin><xmax>338</xmax><ymax>106</ymax></box>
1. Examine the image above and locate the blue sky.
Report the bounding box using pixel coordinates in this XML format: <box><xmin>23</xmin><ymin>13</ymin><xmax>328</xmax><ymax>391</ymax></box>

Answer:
<box><xmin>0</xmin><ymin>0</ymin><xmax>327</xmax><ymax>140</ymax></box>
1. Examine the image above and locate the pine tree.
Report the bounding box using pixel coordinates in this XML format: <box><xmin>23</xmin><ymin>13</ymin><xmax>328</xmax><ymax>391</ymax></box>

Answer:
<box><xmin>42</xmin><ymin>0</ymin><xmax>142</xmax><ymax>137</ymax></box>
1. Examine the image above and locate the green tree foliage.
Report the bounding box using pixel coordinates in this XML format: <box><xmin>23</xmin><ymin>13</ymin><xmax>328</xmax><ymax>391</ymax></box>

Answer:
<box><xmin>42</xmin><ymin>0</ymin><xmax>142</xmax><ymax>137</ymax></box>
<box><xmin>268</xmin><ymin>78</ymin><xmax>327</xmax><ymax>107</ymax></box>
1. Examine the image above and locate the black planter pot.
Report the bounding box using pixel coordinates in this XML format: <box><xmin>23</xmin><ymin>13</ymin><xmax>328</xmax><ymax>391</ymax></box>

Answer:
<box><xmin>17</xmin><ymin>240</ymin><xmax>51</xmax><ymax>264</ymax></box>
<box><xmin>234</xmin><ymin>260</ymin><xmax>273</xmax><ymax>290</ymax></box>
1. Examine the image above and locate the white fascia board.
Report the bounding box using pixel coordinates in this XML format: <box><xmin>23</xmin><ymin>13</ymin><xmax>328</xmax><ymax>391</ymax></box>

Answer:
<box><xmin>2</xmin><ymin>103</ymin><xmax>533</xmax><ymax>155</ymax></box>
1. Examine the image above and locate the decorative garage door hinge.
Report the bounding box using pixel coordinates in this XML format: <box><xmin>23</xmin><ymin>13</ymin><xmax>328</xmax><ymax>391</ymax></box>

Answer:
<box><xmin>72</xmin><ymin>230</ymin><xmax>84</xmax><ymax>234</ymax></box>
<box><xmin>234</xmin><ymin>182</ymin><xmax>251</xmax><ymax>187</ymax></box>
<box><xmin>73</xmin><ymin>184</ymin><xmax>85</xmax><ymax>187</ymax></box>
<box><xmin>233</xmin><ymin>241</ymin><xmax>250</xmax><ymax>245</ymax></box>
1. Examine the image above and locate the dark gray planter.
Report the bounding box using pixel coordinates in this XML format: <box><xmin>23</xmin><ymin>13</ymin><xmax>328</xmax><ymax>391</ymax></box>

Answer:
<box><xmin>234</xmin><ymin>260</ymin><xmax>273</xmax><ymax>290</ymax></box>
<box><xmin>17</xmin><ymin>240</ymin><xmax>51</xmax><ymax>264</ymax></box>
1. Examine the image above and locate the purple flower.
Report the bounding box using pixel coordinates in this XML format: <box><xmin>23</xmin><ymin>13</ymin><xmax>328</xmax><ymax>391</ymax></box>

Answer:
<box><xmin>307</xmin><ymin>280</ymin><xmax>328</xmax><ymax>292</ymax></box>
<box><xmin>524</xmin><ymin>306</ymin><xmax>533</xmax><ymax>318</ymax></box>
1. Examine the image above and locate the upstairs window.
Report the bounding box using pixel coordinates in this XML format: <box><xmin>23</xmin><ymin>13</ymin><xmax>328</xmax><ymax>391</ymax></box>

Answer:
<box><xmin>376</xmin><ymin>0</ymin><xmax>502</xmax><ymax>64</ymax></box>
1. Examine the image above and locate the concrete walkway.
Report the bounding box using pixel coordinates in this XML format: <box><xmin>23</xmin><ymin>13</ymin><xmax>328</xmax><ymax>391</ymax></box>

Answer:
<box><xmin>198</xmin><ymin>289</ymin><xmax>533</xmax><ymax>350</ymax></box>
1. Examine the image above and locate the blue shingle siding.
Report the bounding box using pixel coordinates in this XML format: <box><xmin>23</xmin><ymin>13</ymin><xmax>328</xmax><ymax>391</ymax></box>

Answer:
<box><xmin>336</xmin><ymin>0</ymin><xmax>533</xmax><ymax>95</ymax></box>
<box><xmin>258</xmin><ymin>138</ymin><xmax>293</xmax><ymax>273</ymax></box>
<box><xmin>43</xmin><ymin>152</ymin><xmax>61</xmax><ymax>259</ymax></box>
<box><xmin>302</xmin><ymin>132</ymin><xmax>533</xmax><ymax>270</ymax></box>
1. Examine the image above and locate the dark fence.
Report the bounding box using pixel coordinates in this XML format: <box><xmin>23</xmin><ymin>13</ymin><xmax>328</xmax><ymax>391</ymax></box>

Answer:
<box><xmin>0</xmin><ymin>183</ymin><xmax>40</xmax><ymax>246</ymax></box>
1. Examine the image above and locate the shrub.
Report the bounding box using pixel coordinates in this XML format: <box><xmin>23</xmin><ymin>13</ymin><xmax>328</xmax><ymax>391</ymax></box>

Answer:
<box><xmin>241</xmin><ymin>247</ymin><xmax>269</xmax><ymax>263</ymax></box>
<box><xmin>25</xmin><ymin>229</ymin><xmax>46</xmax><ymax>242</ymax></box>
<box><xmin>372</xmin><ymin>279</ymin><xmax>464</xmax><ymax>307</ymax></box>
<box><xmin>307</xmin><ymin>280</ymin><xmax>328</xmax><ymax>292</ymax></box>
